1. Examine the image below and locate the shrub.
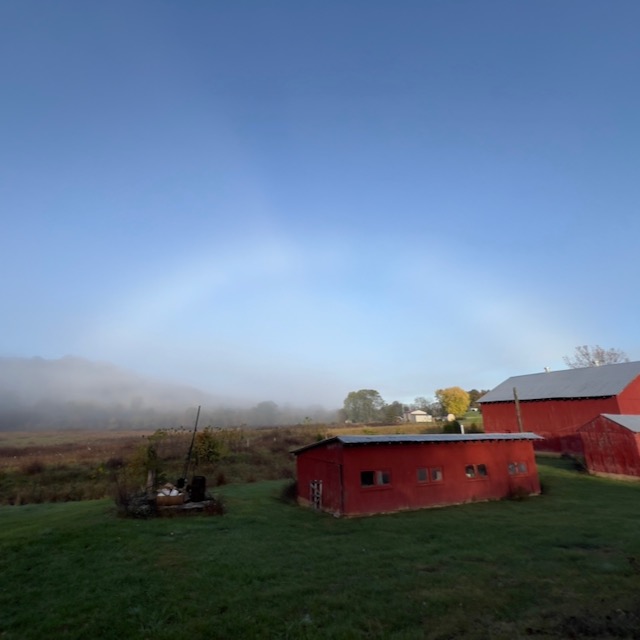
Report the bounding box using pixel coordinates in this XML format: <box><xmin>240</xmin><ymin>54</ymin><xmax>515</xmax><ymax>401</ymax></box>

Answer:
<box><xmin>442</xmin><ymin>420</ymin><xmax>462</xmax><ymax>434</ymax></box>
<box><xmin>105</xmin><ymin>457</ymin><xmax>125</xmax><ymax>470</ymax></box>
<box><xmin>278</xmin><ymin>465</ymin><xmax>295</xmax><ymax>480</ymax></box>
<box><xmin>194</xmin><ymin>428</ymin><xmax>225</xmax><ymax>465</ymax></box>
<box><xmin>22</xmin><ymin>459</ymin><xmax>45</xmax><ymax>475</ymax></box>
<box><xmin>113</xmin><ymin>479</ymin><xmax>157</xmax><ymax>518</ymax></box>
<box><xmin>203</xmin><ymin>496</ymin><xmax>226</xmax><ymax>516</ymax></box>
<box><xmin>465</xmin><ymin>424</ymin><xmax>484</xmax><ymax>434</ymax></box>
<box><xmin>279</xmin><ymin>480</ymin><xmax>298</xmax><ymax>504</ymax></box>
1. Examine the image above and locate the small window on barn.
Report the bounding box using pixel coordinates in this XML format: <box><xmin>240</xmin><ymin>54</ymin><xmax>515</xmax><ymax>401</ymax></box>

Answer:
<box><xmin>360</xmin><ymin>471</ymin><xmax>375</xmax><ymax>486</ymax></box>
<box><xmin>477</xmin><ymin>464</ymin><xmax>488</xmax><ymax>477</ymax></box>
<box><xmin>465</xmin><ymin>465</ymin><xmax>476</xmax><ymax>478</ymax></box>
<box><xmin>508</xmin><ymin>462</ymin><xmax>517</xmax><ymax>475</ymax></box>
<box><xmin>417</xmin><ymin>468</ymin><xmax>428</xmax><ymax>483</ymax></box>
<box><xmin>517</xmin><ymin>462</ymin><xmax>528</xmax><ymax>474</ymax></box>
<box><xmin>377</xmin><ymin>470</ymin><xmax>391</xmax><ymax>485</ymax></box>
<box><xmin>431</xmin><ymin>467</ymin><xmax>443</xmax><ymax>482</ymax></box>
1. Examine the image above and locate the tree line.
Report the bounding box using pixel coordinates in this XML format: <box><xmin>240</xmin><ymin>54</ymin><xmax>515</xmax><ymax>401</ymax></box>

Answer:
<box><xmin>341</xmin><ymin>387</ymin><xmax>489</xmax><ymax>425</ymax></box>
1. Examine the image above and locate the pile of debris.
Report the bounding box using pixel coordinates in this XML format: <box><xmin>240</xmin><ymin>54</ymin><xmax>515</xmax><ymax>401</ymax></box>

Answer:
<box><xmin>117</xmin><ymin>407</ymin><xmax>224</xmax><ymax>518</ymax></box>
<box><xmin>156</xmin><ymin>482</ymin><xmax>186</xmax><ymax>506</ymax></box>
<box><xmin>156</xmin><ymin>475</ymin><xmax>212</xmax><ymax>510</ymax></box>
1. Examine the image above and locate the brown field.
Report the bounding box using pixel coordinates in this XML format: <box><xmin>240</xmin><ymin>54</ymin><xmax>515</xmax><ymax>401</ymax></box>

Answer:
<box><xmin>0</xmin><ymin>422</ymin><xmax>436</xmax><ymax>506</ymax></box>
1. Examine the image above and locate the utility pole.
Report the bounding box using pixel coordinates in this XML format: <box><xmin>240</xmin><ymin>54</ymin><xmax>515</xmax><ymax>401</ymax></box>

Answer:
<box><xmin>513</xmin><ymin>387</ymin><xmax>524</xmax><ymax>433</ymax></box>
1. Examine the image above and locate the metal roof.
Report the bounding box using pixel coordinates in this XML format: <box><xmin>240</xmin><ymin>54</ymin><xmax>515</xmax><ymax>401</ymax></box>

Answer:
<box><xmin>478</xmin><ymin>361</ymin><xmax>640</xmax><ymax>403</ymax></box>
<box><xmin>601</xmin><ymin>414</ymin><xmax>640</xmax><ymax>433</ymax></box>
<box><xmin>292</xmin><ymin>432</ymin><xmax>542</xmax><ymax>455</ymax></box>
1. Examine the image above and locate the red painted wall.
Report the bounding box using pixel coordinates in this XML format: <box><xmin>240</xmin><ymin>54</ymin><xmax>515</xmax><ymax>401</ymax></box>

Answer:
<box><xmin>481</xmin><ymin>377</ymin><xmax>640</xmax><ymax>454</ymax></box>
<box><xmin>617</xmin><ymin>379</ymin><xmax>640</xmax><ymax>413</ymax></box>
<box><xmin>295</xmin><ymin>440</ymin><xmax>344</xmax><ymax>514</ymax></box>
<box><xmin>481</xmin><ymin>397</ymin><xmax>622</xmax><ymax>453</ymax></box>
<box><xmin>580</xmin><ymin>416</ymin><xmax>640</xmax><ymax>477</ymax></box>
<box><xmin>296</xmin><ymin>439</ymin><xmax>540</xmax><ymax>517</ymax></box>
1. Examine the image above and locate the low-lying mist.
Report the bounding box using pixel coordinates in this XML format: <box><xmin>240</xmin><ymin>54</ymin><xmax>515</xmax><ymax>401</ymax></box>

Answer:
<box><xmin>0</xmin><ymin>356</ymin><xmax>338</xmax><ymax>430</ymax></box>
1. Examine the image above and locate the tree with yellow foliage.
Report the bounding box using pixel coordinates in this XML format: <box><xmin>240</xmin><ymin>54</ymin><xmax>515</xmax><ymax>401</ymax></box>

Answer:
<box><xmin>435</xmin><ymin>387</ymin><xmax>470</xmax><ymax>418</ymax></box>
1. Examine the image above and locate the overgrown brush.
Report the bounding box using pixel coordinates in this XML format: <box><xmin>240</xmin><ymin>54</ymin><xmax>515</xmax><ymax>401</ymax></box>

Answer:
<box><xmin>0</xmin><ymin>423</ymin><xmax>320</xmax><ymax>505</ymax></box>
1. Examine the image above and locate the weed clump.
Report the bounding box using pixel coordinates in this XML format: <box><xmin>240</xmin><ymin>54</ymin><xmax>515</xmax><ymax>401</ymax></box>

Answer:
<box><xmin>114</xmin><ymin>487</ymin><xmax>157</xmax><ymax>518</ymax></box>
<box><xmin>508</xmin><ymin>486</ymin><xmax>531</xmax><ymax>501</ymax></box>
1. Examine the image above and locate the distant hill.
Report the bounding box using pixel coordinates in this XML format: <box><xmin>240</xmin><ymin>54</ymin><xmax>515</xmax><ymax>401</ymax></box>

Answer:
<box><xmin>0</xmin><ymin>356</ymin><xmax>210</xmax><ymax>430</ymax></box>
<box><xmin>0</xmin><ymin>356</ymin><xmax>338</xmax><ymax>430</ymax></box>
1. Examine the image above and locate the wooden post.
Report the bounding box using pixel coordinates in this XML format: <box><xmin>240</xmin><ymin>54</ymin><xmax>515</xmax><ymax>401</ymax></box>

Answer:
<box><xmin>513</xmin><ymin>387</ymin><xmax>524</xmax><ymax>433</ymax></box>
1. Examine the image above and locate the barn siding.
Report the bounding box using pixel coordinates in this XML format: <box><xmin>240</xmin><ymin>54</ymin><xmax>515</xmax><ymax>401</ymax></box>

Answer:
<box><xmin>482</xmin><ymin>397</ymin><xmax>621</xmax><ymax>453</ymax></box>
<box><xmin>617</xmin><ymin>379</ymin><xmax>640</xmax><ymax>413</ymax></box>
<box><xmin>296</xmin><ymin>439</ymin><xmax>540</xmax><ymax>517</ymax></box>
<box><xmin>295</xmin><ymin>441</ymin><xmax>344</xmax><ymax>515</ymax></box>
<box><xmin>580</xmin><ymin>416</ymin><xmax>640</xmax><ymax>477</ymax></box>
<box><xmin>481</xmin><ymin>372</ymin><xmax>640</xmax><ymax>454</ymax></box>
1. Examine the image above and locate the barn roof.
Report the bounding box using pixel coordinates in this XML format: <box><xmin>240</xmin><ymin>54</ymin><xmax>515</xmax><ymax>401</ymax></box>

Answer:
<box><xmin>478</xmin><ymin>361</ymin><xmax>640</xmax><ymax>403</ymax></box>
<box><xmin>600</xmin><ymin>414</ymin><xmax>640</xmax><ymax>433</ymax></box>
<box><xmin>292</xmin><ymin>432</ymin><xmax>541</xmax><ymax>455</ymax></box>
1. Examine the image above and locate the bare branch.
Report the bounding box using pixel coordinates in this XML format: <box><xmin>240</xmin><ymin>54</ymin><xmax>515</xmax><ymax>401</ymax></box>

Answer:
<box><xmin>563</xmin><ymin>345</ymin><xmax>629</xmax><ymax>369</ymax></box>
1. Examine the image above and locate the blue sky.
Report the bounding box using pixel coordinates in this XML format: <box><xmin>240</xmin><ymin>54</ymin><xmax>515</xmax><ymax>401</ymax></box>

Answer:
<box><xmin>2</xmin><ymin>1</ymin><xmax>640</xmax><ymax>408</ymax></box>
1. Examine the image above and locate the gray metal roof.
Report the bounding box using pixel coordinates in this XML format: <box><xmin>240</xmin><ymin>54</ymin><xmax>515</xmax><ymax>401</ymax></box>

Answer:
<box><xmin>478</xmin><ymin>361</ymin><xmax>640</xmax><ymax>403</ymax></box>
<box><xmin>601</xmin><ymin>414</ymin><xmax>640</xmax><ymax>433</ymax></box>
<box><xmin>292</xmin><ymin>432</ymin><xmax>542</xmax><ymax>455</ymax></box>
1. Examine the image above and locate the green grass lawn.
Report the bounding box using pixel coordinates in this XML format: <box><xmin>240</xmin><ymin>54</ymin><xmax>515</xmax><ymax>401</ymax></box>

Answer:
<box><xmin>2</xmin><ymin>458</ymin><xmax>640</xmax><ymax>639</ymax></box>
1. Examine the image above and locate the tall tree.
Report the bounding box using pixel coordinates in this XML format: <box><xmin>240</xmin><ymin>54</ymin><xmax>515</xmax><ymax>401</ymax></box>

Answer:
<box><xmin>563</xmin><ymin>345</ymin><xmax>629</xmax><ymax>369</ymax></box>
<box><xmin>248</xmin><ymin>401</ymin><xmax>279</xmax><ymax>426</ymax></box>
<box><xmin>343</xmin><ymin>389</ymin><xmax>384</xmax><ymax>423</ymax></box>
<box><xmin>413</xmin><ymin>396</ymin><xmax>440</xmax><ymax>416</ymax></box>
<box><xmin>435</xmin><ymin>387</ymin><xmax>470</xmax><ymax>418</ymax></box>
<box><xmin>467</xmin><ymin>389</ymin><xmax>489</xmax><ymax>408</ymax></box>
<box><xmin>381</xmin><ymin>400</ymin><xmax>405</xmax><ymax>424</ymax></box>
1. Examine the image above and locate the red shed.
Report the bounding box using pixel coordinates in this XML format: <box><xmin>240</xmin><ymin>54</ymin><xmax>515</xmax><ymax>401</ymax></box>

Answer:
<box><xmin>479</xmin><ymin>362</ymin><xmax>640</xmax><ymax>454</ymax></box>
<box><xmin>579</xmin><ymin>414</ymin><xmax>640</xmax><ymax>479</ymax></box>
<box><xmin>292</xmin><ymin>433</ymin><xmax>541</xmax><ymax>517</ymax></box>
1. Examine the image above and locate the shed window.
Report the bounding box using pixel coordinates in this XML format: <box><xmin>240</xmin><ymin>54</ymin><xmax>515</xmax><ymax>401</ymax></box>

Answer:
<box><xmin>465</xmin><ymin>464</ymin><xmax>488</xmax><ymax>479</ymax></box>
<box><xmin>360</xmin><ymin>471</ymin><xmax>375</xmax><ymax>486</ymax></box>
<box><xmin>361</xmin><ymin>469</ymin><xmax>391</xmax><ymax>487</ymax></box>
<box><xmin>508</xmin><ymin>462</ymin><xmax>528</xmax><ymax>476</ymax></box>
<box><xmin>417</xmin><ymin>467</ymin><xmax>443</xmax><ymax>484</ymax></box>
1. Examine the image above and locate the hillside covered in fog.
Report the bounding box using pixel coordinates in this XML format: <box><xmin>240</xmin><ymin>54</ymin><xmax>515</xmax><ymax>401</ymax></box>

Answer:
<box><xmin>0</xmin><ymin>357</ymin><xmax>337</xmax><ymax>430</ymax></box>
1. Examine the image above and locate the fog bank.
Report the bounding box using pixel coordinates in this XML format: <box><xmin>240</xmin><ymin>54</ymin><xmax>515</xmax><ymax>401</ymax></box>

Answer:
<box><xmin>0</xmin><ymin>356</ymin><xmax>338</xmax><ymax>430</ymax></box>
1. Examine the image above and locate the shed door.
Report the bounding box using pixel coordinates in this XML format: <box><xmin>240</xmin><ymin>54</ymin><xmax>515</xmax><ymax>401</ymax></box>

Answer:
<box><xmin>310</xmin><ymin>480</ymin><xmax>322</xmax><ymax>510</ymax></box>
<box><xmin>304</xmin><ymin>461</ymin><xmax>342</xmax><ymax>515</ymax></box>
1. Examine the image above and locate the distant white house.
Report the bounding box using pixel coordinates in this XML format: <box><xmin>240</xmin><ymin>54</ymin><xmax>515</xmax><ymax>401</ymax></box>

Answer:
<box><xmin>408</xmin><ymin>409</ymin><xmax>432</xmax><ymax>423</ymax></box>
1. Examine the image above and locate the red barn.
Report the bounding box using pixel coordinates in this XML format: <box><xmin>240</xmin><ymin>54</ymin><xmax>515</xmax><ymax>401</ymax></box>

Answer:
<box><xmin>579</xmin><ymin>414</ymin><xmax>640</xmax><ymax>479</ymax></box>
<box><xmin>292</xmin><ymin>433</ymin><xmax>541</xmax><ymax>517</ymax></box>
<box><xmin>479</xmin><ymin>362</ymin><xmax>640</xmax><ymax>454</ymax></box>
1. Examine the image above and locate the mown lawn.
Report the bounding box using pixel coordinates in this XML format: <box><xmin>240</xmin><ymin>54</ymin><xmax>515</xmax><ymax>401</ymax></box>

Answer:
<box><xmin>2</xmin><ymin>458</ymin><xmax>640</xmax><ymax>639</ymax></box>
